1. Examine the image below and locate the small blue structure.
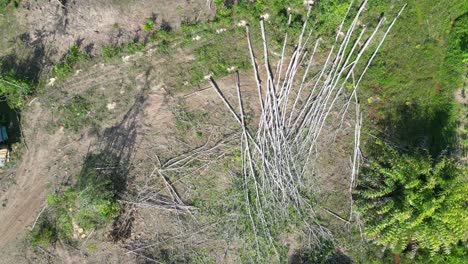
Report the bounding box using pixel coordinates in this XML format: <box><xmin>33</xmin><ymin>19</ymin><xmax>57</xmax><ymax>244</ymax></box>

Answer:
<box><xmin>0</xmin><ymin>126</ymin><xmax>8</xmax><ymax>168</ymax></box>
<box><xmin>0</xmin><ymin>126</ymin><xmax>7</xmax><ymax>143</ymax></box>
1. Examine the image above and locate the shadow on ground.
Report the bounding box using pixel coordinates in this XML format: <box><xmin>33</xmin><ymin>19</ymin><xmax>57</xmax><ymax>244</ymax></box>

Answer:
<box><xmin>380</xmin><ymin>100</ymin><xmax>456</xmax><ymax>157</ymax></box>
<box><xmin>78</xmin><ymin>66</ymin><xmax>154</xmax><ymax>241</ymax></box>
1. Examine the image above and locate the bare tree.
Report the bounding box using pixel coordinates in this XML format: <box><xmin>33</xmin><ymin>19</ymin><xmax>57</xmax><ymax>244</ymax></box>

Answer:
<box><xmin>209</xmin><ymin>0</ymin><xmax>406</xmax><ymax>255</ymax></box>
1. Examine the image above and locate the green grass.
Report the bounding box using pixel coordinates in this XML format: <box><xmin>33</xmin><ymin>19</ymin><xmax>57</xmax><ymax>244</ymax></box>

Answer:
<box><xmin>353</xmin><ymin>0</ymin><xmax>468</xmax><ymax>262</ymax></box>
<box><xmin>360</xmin><ymin>0</ymin><xmax>467</xmax><ymax>156</ymax></box>
<box><xmin>57</xmin><ymin>96</ymin><xmax>91</xmax><ymax>132</ymax></box>
<box><xmin>143</xmin><ymin>18</ymin><xmax>155</xmax><ymax>31</ymax></box>
<box><xmin>0</xmin><ymin>73</ymin><xmax>29</xmax><ymax>108</ymax></box>
<box><xmin>30</xmin><ymin>217</ymin><xmax>57</xmax><ymax>247</ymax></box>
<box><xmin>31</xmin><ymin>153</ymin><xmax>123</xmax><ymax>246</ymax></box>
<box><xmin>0</xmin><ymin>0</ymin><xmax>19</xmax><ymax>12</ymax></box>
<box><xmin>101</xmin><ymin>41</ymin><xmax>146</xmax><ymax>61</ymax></box>
<box><xmin>50</xmin><ymin>78</ymin><xmax>136</xmax><ymax>133</ymax></box>
<box><xmin>53</xmin><ymin>44</ymin><xmax>90</xmax><ymax>80</ymax></box>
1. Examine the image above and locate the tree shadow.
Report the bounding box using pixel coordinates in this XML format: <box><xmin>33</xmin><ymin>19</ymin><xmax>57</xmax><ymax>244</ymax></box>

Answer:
<box><xmin>160</xmin><ymin>19</ymin><xmax>172</xmax><ymax>33</ymax></box>
<box><xmin>0</xmin><ymin>30</ymin><xmax>51</xmax><ymax>146</ymax></box>
<box><xmin>0</xmin><ymin>31</ymin><xmax>48</xmax><ymax>84</ymax></box>
<box><xmin>380</xmin><ymin>100</ymin><xmax>456</xmax><ymax>157</ymax></box>
<box><xmin>289</xmin><ymin>247</ymin><xmax>352</xmax><ymax>264</ymax></box>
<box><xmin>78</xmin><ymin>66</ymin><xmax>153</xmax><ymax>241</ymax></box>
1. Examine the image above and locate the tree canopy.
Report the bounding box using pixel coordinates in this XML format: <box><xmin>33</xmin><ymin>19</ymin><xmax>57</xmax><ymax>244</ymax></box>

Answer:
<box><xmin>355</xmin><ymin>141</ymin><xmax>467</xmax><ymax>257</ymax></box>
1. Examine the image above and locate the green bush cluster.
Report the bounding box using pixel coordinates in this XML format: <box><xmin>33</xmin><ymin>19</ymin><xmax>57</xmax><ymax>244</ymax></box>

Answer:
<box><xmin>30</xmin><ymin>155</ymin><xmax>121</xmax><ymax>246</ymax></box>
<box><xmin>53</xmin><ymin>45</ymin><xmax>90</xmax><ymax>79</ymax></box>
<box><xmin>0</xmin><ymin>0</ymin><xmax>20</xmax><ymax>12</ymax></box>
<box><xmin>355</xmin><ymin>141</ymin><xmax>467</xmax><ymax>259</ymax></box>
<box><xmin>30</xmin><ymin>218</ymin><xmax>56</xmax><ymax>247</ymax></box>
<box><xmin>0</xmin><ymin>71</ymin><xmax>29</xmax><ymax>108</ymax></box>
<box><xmin>143</xmin><ymin>18</ymin><xmax>155</xmax><ymax>31</ymax></box>
<box><xmin>101</xmin><ymin>41</ymin><xmax>145</xmax><ymax>61</ymax></box>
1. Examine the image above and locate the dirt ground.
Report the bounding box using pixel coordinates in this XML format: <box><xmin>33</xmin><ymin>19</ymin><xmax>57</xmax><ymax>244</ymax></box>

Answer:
<box><xmin>0</xmin><ymin>32</ymin><xmax>263</xmax><ymax>264</ymax></box>
<box><xmin>15</xmin><ymin>0</ymin><xmax>214</xmax><ymax>59</ymax></box>
<box><xmin>0</xmin><ymin>0</ymin><xmax>215</xmax><ymax>262</ymax></box>
<box><xmin>0</xmin><ymin>1</ymin><xmax>358</xmax><ymax>263</ymax></box>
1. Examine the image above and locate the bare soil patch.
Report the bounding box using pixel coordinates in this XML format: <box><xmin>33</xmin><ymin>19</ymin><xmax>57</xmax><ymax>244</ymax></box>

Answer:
<box><xmin>16</xmin><ymin>0</ymin><xmax>214</xmax><ymax>60</ymax></box>
<box><xmin>0</xmin><ymin>3</ymin><xmax>358</xmax><ymax>262</ymax></box>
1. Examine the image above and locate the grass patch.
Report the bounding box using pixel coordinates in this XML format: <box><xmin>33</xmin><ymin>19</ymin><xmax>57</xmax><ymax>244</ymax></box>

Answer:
<box><xmin>360</xmin><ymin>0</ymin><xmax>467</xmax><ymax>156</ymax></box>
<box><xmin>51</xmin><ymin>79</ymin><xmax>136</xmax><ymax>133</ymax></box>
<box><xmin>57</xmin><ymin>96</ymin><xmax>92</xmax><ymax>132</ymax></box>
<box><xmin>53</xmin><ymin>45</ymin><xmax>90</xmax><ymax>80</ymax></box>
<box><xmin>0</xmin><ymin>0</ymin><xmax>20</xmax><ymax>12</ymax></box>
<box><xmin>173</xmin><ymin>102</ymin><xmax>207</xmax><ymax>138</ymax></box>
<box><xmin>30</xmin><ymin>153</ymin><xmax>124</xmax><ymax>246</ymax></box>
<box><xmin>187</xmin><ymin>149</ymin><xmax>322</xmax><ymax>263</ymax></box>
<box><xmin>101</xmin><ymin>41</ymin><xmax>146</xmax><ymax>62</ymax></box>
<box><xmin>143</xmin><ymin>18</ymin><xmax>155</xmax><ymax>31</ymax></box>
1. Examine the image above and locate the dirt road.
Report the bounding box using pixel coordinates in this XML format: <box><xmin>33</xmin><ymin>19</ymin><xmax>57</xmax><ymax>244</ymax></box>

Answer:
<box><xmin>0</xmin><ymin>103</ymin><xmax>62</xmax><ymax>250</ymax></box>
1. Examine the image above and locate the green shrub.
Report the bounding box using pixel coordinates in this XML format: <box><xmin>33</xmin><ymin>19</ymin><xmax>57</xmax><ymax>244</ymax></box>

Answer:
<box><xmin>30</xmin><ymin>218</ymin><xmax>57</xmax><ymax>247</ymax></box>
<box><xmin>355</xmin><ymin>141</ymin><xmax>467</xmax><ymax>258</ymax></box>
<box><xmin>101</xmin><ymin>41</ymin><xmax>145</xmax><ymax>61</ymax></box>
<box><xmin>55</xmin><ymin>165</ymin><xmax>121</xmax><ymax>234</ymax></box>
<box><xmin>53</xmin><ymin>45</ymin><xmax>89</xmax><ymax>79</ymax></box>
<box><xmin>32</xmin><ymin>154</ymin><xmax>122</xmax><ymax>246</ymax></box>
<box><xmin>0</xmin><ymin>0</ymin><xmax>20</xmax><ymax>12</ymax></box>
<box><xmin>56</xmin><ymin>211</ymin><xmax>73</xmax><ymax>238</ymax></box>
<box><xmin>46</xmin><ymin>194</ymin><xmax>61</xmax><ymax>205</ymax></box>
<box><xmin>143</xmin><ymin>19</ymin><xmax>155</xmax><ymax>31</ymax></box>
<box><xmin>101</xmin><ymin>45</ymin><xmax>122</xmax><ymax>60</ymax></box>
<box><xmin>0</xmin><ymin>73</ymin><xmax>29</xmax><ymax>108</ymax></box>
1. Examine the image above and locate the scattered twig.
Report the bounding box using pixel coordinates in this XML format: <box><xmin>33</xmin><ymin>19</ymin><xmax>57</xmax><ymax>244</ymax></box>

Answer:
<box><xmin>208</xmin><ymin>0</ymin><xmax>406</xmax><ymax>252</ymax></box>
<box><xmin>31</xmin><ymin>204</ymin><xmax>47</xmax><ymax>230</ymax></box>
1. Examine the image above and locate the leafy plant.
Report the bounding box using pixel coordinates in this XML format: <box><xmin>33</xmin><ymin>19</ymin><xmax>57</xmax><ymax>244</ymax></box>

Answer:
<box><xmin>30</xmin><ymin>217</ymin><xmax>57</xmax><ymax>247</ymax></box>
<box><xmin>0</xmin><ymin>0</ymin><xmax>20</xmax><ymax>12</ymax></box>
<box><xmin>53</xmin><ymin>44</ymin><xmax>89</xmax><ymax>79</ymax></box>
<box><xmin>101</xmin><ymin>41</ymin><xmax>145</xmax><ymax>61</ymax></box>
<box><xmin>58</xmin><ymin>96</ymin><xmax>91</xmax><ymax>131</ymax></box>
<box><xmin>355</xmin><ymin>141</ymin><xmax>467</xmax><ymax>258</ymax></box>
<box><xmin>143</xmin><ymin>18</ymin><xmax>155</xmax><ymax>31</ymax></box>
<box><xmin>31</xmin><ymin>154</ymin><xmax>122</xmax><ymax>246</ymax></box>
<box><xmin>0</xmin><ymin>73</ymin><xmax>29</xmax><ymax>108</ymax></box>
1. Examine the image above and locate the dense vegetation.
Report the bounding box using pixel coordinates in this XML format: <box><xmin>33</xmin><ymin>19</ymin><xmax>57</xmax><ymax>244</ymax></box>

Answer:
<box><xmin>355</xmin><ymin>141</ymin><xmax>467</xmax><ymax>258</ymax></box>
<box><xmin>355</xmin><ymin>0</ymin><xmax>468</xmax><ymax>262</ymax></box>
<box><xmin>0</xmin><ymin>72</ymin><xmax>29</xmax><ymax>108</ymax></box>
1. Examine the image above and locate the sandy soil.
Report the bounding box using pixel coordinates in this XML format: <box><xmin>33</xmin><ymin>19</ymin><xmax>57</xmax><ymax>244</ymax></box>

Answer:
<box><xmin>0</xmin><ymin>103</ymin><xmax>60</xmax><ymax>249</ymax></box>
<box><xmin>0</xmin><ymin>0</ymin><xmax>213</xmax><ymax>260</ymax></box>
<box><xmin>17</xmin><ymin>0</ymin><xmax>214</xmax><ymax>59</ymax></box>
